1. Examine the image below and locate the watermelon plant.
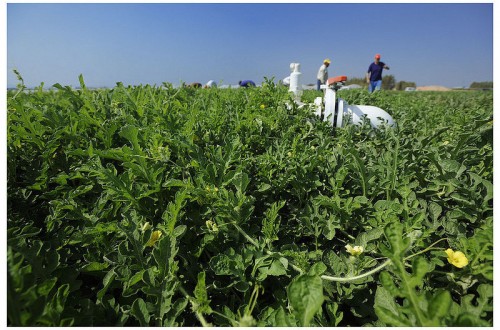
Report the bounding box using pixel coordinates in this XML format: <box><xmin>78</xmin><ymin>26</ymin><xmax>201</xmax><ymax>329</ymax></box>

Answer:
<box><xmin>7</xmin><ymin>74</ymin><xmax>493</xmax><ymax>326</ymax></box>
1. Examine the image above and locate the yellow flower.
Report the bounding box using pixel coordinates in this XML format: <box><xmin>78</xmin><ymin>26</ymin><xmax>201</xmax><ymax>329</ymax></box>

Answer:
<box><xmin>206</xmin><ymin>220</ymin><xmax>219</xmax><ymax>233</ymax></box>
<box><xmin>345</xmin><ymin>244</ymin><xmax>364</xmax><ymax>256</ymax></box>
<box><xmin>146</xmin><ymin>230</ymin><xmax>163</xmax><ymax>247</ymax></box>
<box><xmin>445</xmin><ymin>248</ymin><xmax>468</xmax><ymax>268</ymax></box>
<box><xmin>141</xmin><ymin>222</ymin><xmax>151</xmax><ymax>232</ymax></box>
<box><xmin>214</xmin><ymin>187</ymin><xmax>219</xmax><ymax>192</ymax></box>
<box><xmin>260</xmin><ymin>104</ymin><xmax>265</xmax><ymax>109</ymax></box>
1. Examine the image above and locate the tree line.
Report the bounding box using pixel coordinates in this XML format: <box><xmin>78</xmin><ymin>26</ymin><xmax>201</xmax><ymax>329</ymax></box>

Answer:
<box><xmin>346</xmin><ymin>76</ymin><xmax>493</xmax><ymax>90</ymax></box>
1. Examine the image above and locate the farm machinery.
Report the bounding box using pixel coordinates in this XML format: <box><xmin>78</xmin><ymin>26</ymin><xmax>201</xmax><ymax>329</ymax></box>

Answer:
<box><xmin>288</xmin><ymin>62</ymin><xmax>394</xmax><ymax>128</ymax></box>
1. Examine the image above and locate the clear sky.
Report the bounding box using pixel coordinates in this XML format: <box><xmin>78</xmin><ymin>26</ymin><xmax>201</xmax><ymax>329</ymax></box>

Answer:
<box><xmin>5</xmin><ymin>2</ymin><xmax>494</xmax><ymax>88</ymax></box>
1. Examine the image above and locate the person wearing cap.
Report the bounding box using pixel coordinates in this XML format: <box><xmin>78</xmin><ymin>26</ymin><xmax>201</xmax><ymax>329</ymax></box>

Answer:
<box><xmin>366</xmin><ymin>54</ymin><xmax>390</xmax><ymax>93</ymax></box>
<box><xmin>316</xmin><ymin>58</ymin><xmax>331</xmax><ymax>91</ymax></box>
<box><xmin>239</xmin><ymin>80</ymin><xmax>256</xmax><ymax>88</ymax></box>
<box><xmin>189</xmin><ymin>82</ymin><xmax>202</xmax><ymax>88</ymax></box>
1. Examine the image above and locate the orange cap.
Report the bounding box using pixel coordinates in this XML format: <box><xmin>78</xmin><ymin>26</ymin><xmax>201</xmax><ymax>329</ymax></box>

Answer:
<box><xmin>375</xmin><ymin>54</ymin><xmax>381</xmax><ymax>59</ymax></box>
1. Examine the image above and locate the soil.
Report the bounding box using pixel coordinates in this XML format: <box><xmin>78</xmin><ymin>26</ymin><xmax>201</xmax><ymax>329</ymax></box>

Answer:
<box><xmin>416</xmin><ymin>85</ymin><xmax>452</xmax><ymax>91</ymax></box>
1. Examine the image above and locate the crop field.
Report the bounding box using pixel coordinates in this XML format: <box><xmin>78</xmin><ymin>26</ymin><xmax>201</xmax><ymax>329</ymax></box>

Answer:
<box><xmin>7</xmin><ymin>76</ymin><xmax>493</xmax><ymax>326</ymax></box>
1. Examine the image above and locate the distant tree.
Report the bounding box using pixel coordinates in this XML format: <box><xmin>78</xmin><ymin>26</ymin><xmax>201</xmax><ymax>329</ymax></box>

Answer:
<box><xmin>395</xmin><ymin>81</ymin><xmax>417</xmax><ymax>91</ymax></box>
<box><xmin>347</xmin><ymin>75</ymin><xmax>413</xmax><ymax>91</ymax></box>
<box><xmin>382</xmin><ymin>75</ymin><xmax>396</xmax><ymax>90</ymax></box>
<box><xmin>469</xmin><ymin>81</ymin><xmax>493</xmax><ymax>89</ymax></box>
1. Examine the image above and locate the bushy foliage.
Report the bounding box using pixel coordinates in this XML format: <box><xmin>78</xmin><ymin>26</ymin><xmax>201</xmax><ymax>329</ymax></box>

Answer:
<box><xmin>469</xmin><ymin>81</ymin><xmax>493</xmax><ymax>89</ymax></box>
<box><xmin>7</xmin><ymin>76</ymin><xmax>492</xmax><ymax>326</ymax></box>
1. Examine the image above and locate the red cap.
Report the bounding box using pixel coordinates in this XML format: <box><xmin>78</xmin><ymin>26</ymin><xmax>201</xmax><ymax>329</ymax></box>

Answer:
<box><xmin>375</xmin><ymin>54</ymin><xmax>381</xmax><ymax>59</ymax></box>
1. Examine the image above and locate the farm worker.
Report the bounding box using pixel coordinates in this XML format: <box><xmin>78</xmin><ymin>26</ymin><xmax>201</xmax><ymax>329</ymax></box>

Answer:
<box><xmin>239</xmin><ymin>80</ymin><xmax>256</xmax><ymax>88</ymax></box>
<box><xmin>189</xmin><ymin>82</ymin><xmax>202</xmax><ymax>88</ymax></box>
<box><xmin>316</xmin><ymin>58</ymin><xmax>331</xmax><ymax>91</ymax></box>
<box><xmin>204</xmin><ymin>80</ymin><xmax>217</xmax><ymax>88</ymax></box>
<box><xmin>366</xmin><ymin>54</ymin><xmax>390</xmax><ymax>93</ymax></box>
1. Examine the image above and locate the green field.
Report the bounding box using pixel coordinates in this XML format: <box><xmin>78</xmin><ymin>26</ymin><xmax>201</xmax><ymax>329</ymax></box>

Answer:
<box><xmin>7</xmin><ymin>78</ymin><xmax>493</xmax><ymax>326</ymax></box>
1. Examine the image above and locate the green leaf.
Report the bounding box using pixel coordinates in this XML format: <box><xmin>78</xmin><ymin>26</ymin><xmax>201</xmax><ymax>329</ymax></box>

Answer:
<box><xmin>81</xmin><ymin>261</ymin><xmax>109</xmax><ymax>272</ymax></box>
<box><xmin>428</xmin><ymin>290</ymin><xmax>451</xmax><ymax>321</ymax></box>
<box><xmin>153</xmin><ymin>234</ymin><xmax>178</xmax><ymax>278</ymax></box>
<box><xmin>118</xmin><ymin>125</ymin><xmax>141</xmax><ymax>152</ymax></box>
<box><xmin>258</xmin><ymin>183</ymin><xmax>272</xmax><ymax>192</ymax></box>
<box><xmin>49</xmin><ymin>284</ymin><xmax>70</xmax><ymax>320</ymax></box>
<box><xmin>194</xmin><ymin>271</ymin><xmax>212</xmax><ymax>314</ymax></box>
<box><xmin>36</xmin><ymin>278</ymin><xmax>58</xmax><ymax>296</ymax></box>
<box><xmin>131</xmin><ymin>298</ymin><xmax>150</xmax><ymax>326</ymax></box>
<box><xmin>263</xmin><ymin>306</ymin><xmax>296</xmax><ymax>326</ymax></box>
<box><xmin>375</xmin><ymin>306</ymin><xmax>410</xmax><ymax>326</ymax></box>
<box><xmin>379</xmin><ymin>271</ymin><xmax>401</xmax><ymax>298</ymax></box>
<box><xmin>127</xmin><ymin>270</ymin><xmax>145</xmax><ymax>287</ymax></box>
<box><xmin>97</xmin><ymin>269</ymin><xmax>116</xmax><ymax>301</ymax></box>
<box><xmin>428</xmin><ymin>202</ymin><xmax>442</xmax><ymax>221</ymax></box>
<box><xmin>308</xmin><ymin>262</ymin><xmax>327</xmax><ymax>276</ymax></box>
<box><xmin>161</xmin><ymin>189</ymin><xmax>189</xmax><ymax>236</ymax></box>
<box><xmin>78</xmin><ymin>73</ymin><xmax>86</xmax><ymax>90</ymax></box>
<box><xmin>262</xmin><ymin>200</ymin><xmax>285</xmax><ymax>244</ymax></box>
<box><xmin>232</xmin><ymin>171</ymin><xmax>250</xmax><ymax>193</ymax></box>
<box><xmin>266</xmin><ymin>259</ymin><xmax>288</xmax><ymax>276</ymax></box>
<box><xmin>381</xmin><ymin>222</ymin><xmax>410</xmax><ymax>259</ymax></box>
<box><xmin>374</xmin><ymin>286</ymin><xmax>400</xmax><ymax>318</ymax></box>
<box><xmin>408</xmin><ymin>257</ymin><xmax>429</xmax><ymax>288</ymax></box>
<box><xmin>234</xmin><ymin>281</ymin><xmax>250</xmax><ymax>292</ymax></box>
<box><xmin>173</xmin><ymin>225</ymin><xmax>187</xmax><ymax>238</ymax></box>
<box><xmin>164</xmin><ymin>298</ymin><xmax>189</xmax><ymax>326</ymax></box>
<box><xmin>440</xmin><ymin>159</ymin><xmax>466</xmax><ymax>177</ymax></box>
<box><xmin>325</xmin><ymin>302</ymin><xmax>343</xmax><ymax>326</ymax></box>
<box><xmin>287</xmin><ymin>274</ymin><xmax>324</xmax><ymax>326</ymax></box>
<box><xmin>209</xmin><ymin>249</ymin><xmax>245</xmax><ymax>277</ymax></box>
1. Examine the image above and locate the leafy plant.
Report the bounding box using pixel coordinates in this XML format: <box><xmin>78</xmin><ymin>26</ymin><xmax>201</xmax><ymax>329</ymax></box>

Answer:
<box><xmin>7</xmin><ymin>73</ymin><xmax>493</xmax><ymax>326</ymax></box>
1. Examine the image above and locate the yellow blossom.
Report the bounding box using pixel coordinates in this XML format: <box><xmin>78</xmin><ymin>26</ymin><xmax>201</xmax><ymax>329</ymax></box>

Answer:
<box><xmin>445</xmin><ymin>248</ymin><xmax>468</xmax><ymax>268</ymax></box>
<box><xmin>260</xmin><ymin>104</ymin><xmax>266</xmax><ymax>109</ymax></box>
<box><xmin>146</xmin><ymin>230</ymin><xmax>163</xmax><ymax>247</ymax></box>
<box><xmin>141</xmin><ymin>222</ymin><xmax>151</xmax><ymax>232</ymax></box>
<box><xmin>206</xmin><ymin>220</ymin><xmax>219</xmax><ymax>233</ymax></box>
<box><xmin>345</xmin><ymin>244</ymin><xmax>364</xmax><ymax>256</ymax></box>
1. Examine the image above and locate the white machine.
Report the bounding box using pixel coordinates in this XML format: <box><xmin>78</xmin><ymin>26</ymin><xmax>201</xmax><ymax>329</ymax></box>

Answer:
<box><xmin>288</xmin><ymin>63</ymin><xmax>303</xmax><ymax>101</ymax></box>
<box><xmin>288</xmin><ymin>63</ymin><xmax>394</xmax><ymax>129</ymax></box>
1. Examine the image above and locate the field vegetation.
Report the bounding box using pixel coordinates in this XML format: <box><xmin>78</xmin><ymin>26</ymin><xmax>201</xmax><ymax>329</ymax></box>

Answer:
<box><xmin>7</xmin><ymin>75</ymin><xmax>493</xmax><ymax>326</ymax></box>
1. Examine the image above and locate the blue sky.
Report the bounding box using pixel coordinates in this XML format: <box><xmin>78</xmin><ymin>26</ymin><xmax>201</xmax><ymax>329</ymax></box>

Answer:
<box><xmin>5</xmin><ymin>2</ymin><xmax>494</xmax><ymax>88</ymax></box>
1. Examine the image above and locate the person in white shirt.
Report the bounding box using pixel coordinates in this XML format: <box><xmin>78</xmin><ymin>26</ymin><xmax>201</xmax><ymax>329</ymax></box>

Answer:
<box><xmin>204</xmin><ymin>80</ymin><xmax>217</xmax><ymax>88</ymax></box>
<box><xmin>316</xmin><ymin>58</ymin><xmax>331</xmax><ymax>91</ymax></box>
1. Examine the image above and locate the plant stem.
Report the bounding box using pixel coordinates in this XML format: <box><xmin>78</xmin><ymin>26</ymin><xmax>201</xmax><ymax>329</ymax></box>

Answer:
<box><xmin>404</xmin><ymin>237</ymin><xmax>448</xmax><ymax>260</ymax></box>
<box><xmin>320</xmin><ymin>259</ymin><xmax>392</xmax><ymax>282</ymax></box>
<box><xmin>178</xmin><ymin>285</ymin><xmax>211</xmax><ymax>327</ymax></box>
<box><xmin>231</xmin><ymin>222</ymin><xmax>259</xmax><ymax>248</ymax></box>
<box><xmin>231</xmin><ymin>222</ymin><xmax>449</xmax><ymax>285</ymax></box>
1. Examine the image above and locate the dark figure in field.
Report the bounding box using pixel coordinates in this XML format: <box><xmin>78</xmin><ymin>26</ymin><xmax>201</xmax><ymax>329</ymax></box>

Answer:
<box><xmin>189</xmin><ymin>82</ymin><xmax>202</xmax><ymax>88</ymax></box>
<box><xmin>239</xmin><ymin>80</ymin><xmax>256</xmax><ymax>88</ymax></box>
<box><xmin>366</xmin><ymin>54</ymin><xmax>390</xmax><ymax>93</ymax></box>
